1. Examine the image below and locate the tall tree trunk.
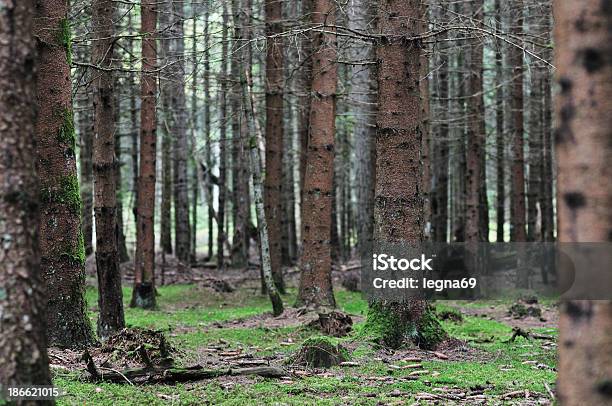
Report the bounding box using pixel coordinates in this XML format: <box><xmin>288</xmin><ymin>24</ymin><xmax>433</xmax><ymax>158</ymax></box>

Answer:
<box><xmin>495</xmin><ymin>0</ymin><xmax>505</xmax><ymax>242</ymax></box>
<box><xmin>509</xmin><ymin>0</ymin><xmax>526</xmax><ymax>242</ymax></box>
<box><xmin>348</xmin><ymin>0</ymin><xmax>376</xmax><ymax>253</ymax></box>
<box><xmin>34</xmin><ymin>0</ymin><xmax>95</xmax><ymax>347</ymax></box>
<box><xmin>159</xmin><ymin>0</ymin><xmax>173</xmax><ymax>255</ymax></box>
<box><xmin>0</xmin><ymin>0</ymin><xmax>54</xmax><ymax>389</ymax></box>
<box><xmin>540</xmin><ymin>8</ymin><xmax>554</xmax><ymax>243</ymax></box>
<box><xmin>132</xmin><ymin>0</ymin><xmax>158</xmax><ymax>309</ymax></box>
<box><xmin>92</xmin><ymin>0</ymin><xmax>125</xmax><ymax>338</ymax></box>
<box><xmin>264</xmin><ymin>0</ymin><xmax>286</xmax><ymax>292</ymax></box>
<box><xmin>298</xmin><ymin>0</ymin><xmax>313</xmax><ymax>207</ymax></box>
<box><xmin>78</xmin><ymin>83</ymin><xmax>94</xmax><ymax>257</ymax></box>
<box><xmin>465</xmin><ymin>0</ymin><xmax>485</xmax><ymax>247</ymax></box>
<box><xmin>191</xmin><ymin>12</ymin><xmax>199</xmax><ymax>262</ymax></box>
<box><xmin>296</xmin><ymin>0</ymin><xmax>337</xmax><ymax>309</ymax></box>
<box><xmin>229</xmin><ymin>0</ymin><xmax>250</xmax><ymax>269</ymax></box>
<box><xmin>217</xmin><ymin>2</ymin><xmax>229</xmax><ymax>269</ymax></box>
<box><xmin>203</xmin><ymin>4</ymin><xmax>214</xmax><ymax>261</ymax></box>
<box><xmin>364</xmin><ymin>0</ymin><xmax>444</xmax><ymax>350</ymax></box>
<box><xmin>244</xmin><ymin>71</ymin><xmax>284</xmax><ymax>316</ymax></box>
<box><xmin>171</xmin><ymin>0</ymin><xmax>191</xmax><ymax>265</ymax></box>
<box><xmin>431</xmin><ymin>1</ymin><xmax>449</xmax><ymax>243</ymax></box>
<box><xmin>555</xmin><ymin>1</ymin><xmax>612</xmax><ymax>404</ymax></box>
<box><xmin>128</xmin><ymin>10</ymin><xmax>139</xmax><ymax>235</ymax></box>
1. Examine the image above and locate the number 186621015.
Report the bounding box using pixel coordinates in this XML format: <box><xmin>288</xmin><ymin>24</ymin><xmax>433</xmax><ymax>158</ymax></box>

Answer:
<box><xmin>3</xmin><ymin>385</ymin><xmax>66</xmax><ymax>401</ymax></box>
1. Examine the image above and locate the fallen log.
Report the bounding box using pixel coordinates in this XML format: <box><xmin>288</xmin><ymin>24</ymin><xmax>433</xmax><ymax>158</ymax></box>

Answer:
<box><xmin>82</xmin><ymin>350</ymin><xmax>287</xmax><ymax>384</ymax></box>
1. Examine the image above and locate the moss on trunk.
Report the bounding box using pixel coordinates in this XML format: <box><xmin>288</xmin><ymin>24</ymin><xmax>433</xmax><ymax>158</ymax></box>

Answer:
<box><xmin>362</xmin><ymin>301</ymin><xmax>445</xmax><ymax>350</ymax></box>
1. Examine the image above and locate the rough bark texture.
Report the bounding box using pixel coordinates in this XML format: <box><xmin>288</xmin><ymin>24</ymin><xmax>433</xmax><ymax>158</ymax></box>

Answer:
<box><xmin>555</xmin><ymin>1</ymin><xmax>612</xmax><ymax>405</ymax></box>
<box><xmin>296</xmin><ymin>0</ymin><xmax>337</xmax><ymax>309</ymax></box>
<box><xmin>159</xmin><ymin>0</ymin><xmax>173</xmax><ymax>256</ymax></box>
<box><xmin>367</xmin><ymin>0</ymin><xmax>443</xmax><ymax>349</ymax></box>
<box><xmin>92</xmin><ymin>0</ymin><xmax>125</xmax><ymax>338</ymax></box>
<box><xmin>170</xmin><ymin>0</ymin><xmax>191</xmax><ymax>264</ymax></box>
<box><xmin>509</xmin><ymin>0</ymin><xmax>526</xmax><ymax>242</ymax></box>
<box><xmin>465</xmin><ymin>0</ymin><xmax>485</xmax><ymax>245</ymax></box>
<box><xmin>264</xmin><ymin>0</ymin><xmax>286</xmax><ymax>292</ymax></box>
<box><xmin>132</xmin><ymin>0</ymin><xmax>157</xmax><ymax>309</ymax></box>
<box><xmin>34</xmin><ymin>0</ymin><xmax>95</xmax><ymax>347</ymax></box>
<box><xmin>349</xmin><ymin>0</ymin><xmax>376</xmax><ymax>253</ymax></box>
<box><xmin>0</xmin><ymin>0</ymin><xmax>54</xmax><ymax>395</ymax></box>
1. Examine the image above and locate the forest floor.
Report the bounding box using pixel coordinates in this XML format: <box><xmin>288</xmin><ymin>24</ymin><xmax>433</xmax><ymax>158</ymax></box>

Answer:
<box><xmin>49</xmin><ymin>260</ymin><xmax>558</xmax><ymax>405</ymax></box>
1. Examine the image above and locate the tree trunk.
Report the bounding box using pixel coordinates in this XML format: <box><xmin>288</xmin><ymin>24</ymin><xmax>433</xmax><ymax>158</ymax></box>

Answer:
<box><xmin>34</xmin><ymin>0</ymin><xmax>95</xmax><ymax>347</ymax></box>
<box><xmin>92</xmin><ymin>0</ymin><xmax>126</xmax><ymax>338</ymax></box>
<box><xmin>348</xmin><ymin>0</ymin><xmax>376</xmax><ymax>253</ymax></box>
<box><xmin>203</xmin><ymin>4</ymin><xmax>214</xmax><ymax>261</ymax></box>
<box><xmin>78</xmin><ymin>82</ymin><xmax>94</xmax><ymax>257</ymax></box>
<box><xmin>264</xmin><ymin>0</ymin><xmax>286</xmax><ymax>292</ymax></box>
<box><xmin>128</xmin><ymin>11</ymin><xmax>139</xmax><ymax>235</ymax></box>
<box><xmin>298</xmin><ymin>0</ymin><xmax>313</xmax><ymax>207</ymax></box>
<box><xmin>495</xmin><ymin>0</ymin><xmax>505</xmax><ymax>242</ymax></box>
<box><xmin>296</xmin><ymin>0</ymin><xmax>337</xmax><ymax>309</ymax></box>
<box><xmin>159</xmin><ymin>0</ymin><xmax>173</xmax><ymax>256</ymax></box>
<box><xmin>0</xmin><ymin>0</ymin><xmax>54</xmax><ymax>391</ymax></box>
<box><xmin>244</xmin><ymin>71</ymin><xmax>284</xmax><ymax>317</ymax></box>
<box><xmin>555</xmin><ymin>1</ymin><xmax>612</xmax><ymax>404</ymax></box>
<box><xmin>217</xmin><ymin>3</ymin><xmax>229</xmax><ymax>269</ymax></box>
<box><xmin>509</xmin><ymin>0</ymin><xmax>526</xmax><ymax>242</ymax></box>
<box><xmin>364</xmin><ymin>0</ymin><xmax>444</xmax><ymax>350</ymax></box>
<box><xmin>170</xmin><ymin>0</ymin><xmax>191</xmax><ymax>265</ymax></box>
<box><xmin>132</xmin><ymin>0</ymin><xmax>158</xmax><ymax>309</ymax></box>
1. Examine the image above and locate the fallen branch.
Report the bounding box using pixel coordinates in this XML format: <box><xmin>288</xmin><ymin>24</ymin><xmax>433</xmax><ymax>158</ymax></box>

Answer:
<box><xmin>506</xmin><ymin>327</ymin><xmax>555</xmax><ymax>342</ymax></box>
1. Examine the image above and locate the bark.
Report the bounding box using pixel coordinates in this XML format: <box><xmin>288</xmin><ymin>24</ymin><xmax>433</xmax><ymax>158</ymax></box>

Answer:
<box><xmin>170</xmin><ymin>0</ymin><xmax>191</xmax><ymax>264</ymax></box>
<box><xmin>555</xmin><ymin>1</ymin><xmax>612</xmax><ymax>404</ymax></box>
<box><xmin>495</xmin><ymin>0</ymin><xmax>505</xmax><ymax>242</ymax></box>
<box><xmin>229</xmin><ymin>0</ymin><xmax>250</xmax><ymax>269</ymax></box>
<box><xmin>298</xmin><ymin>0</ymin><xmax>314</xmax><ymax>204</ymax></box>
<box><xmin>34</xmin><ymin>0</ymin><xmax>95</xmax><ymax>347</ymax></box>
<box><xmin>159</xmin><ymin>0</ymin><xmax>173</xmax><ymax>255</ymax></box>
<box><xmin>203</xmin><ymin>4</ymin><xmax>214</xmax><ymax>260</ymax></box>
<box><xmin>509</xmin><ymin>0</ymin><xmax>526</xmax><ymax>242</ymax></box>
<box><xmin>244</xmin><ymin>71</ymin><xmax>284</xmax><ymax>316</ymax></box>
<box><xmin>132</xmin><ymin>0</ymin><xmax>158</xmax><ymax>309</ymax></box>
<box><xmin>128</xmin><ymin>11</ymin><xmax>139</xmax><ymax>233</ymax></box>
<box><xmin>348</xmin><ymin>0</ymin><xmax>376</xmax><ymax>253</ymax></box>
<box><xmin>78</xmin><ymin>82</ymin><xmax>94</xmax><ymax>257</ymax></box>
<box><xmin>92</xmin><ymin>0</ymin><xmax>125</xmax><ymax>338</ymax></box>
<box><xmin>191</xmin><ymin>12</ymin><xmax>199</xmax><ymax>262</ymax></box>
<box><xmin>368</xmin><ymin>0</ymin><xmax>443</xmax><ymax>349</ymax></box>
<box><xmin>217</xmin><ymin>3</ymin><xmax>229</xmax><ymax>269</ymax></box>
<box><xmin>465</xmin><ymin>0</ymin><xmax>485</xmax><ymax>249</ymax></box>
<box><xmin>296</xmin><ymin>0</ymin><xmax>337</xmax><ymax>309</ymax></box>
<box><xmin>264</xmin><ymin>0</ymin><xmax>286</xmax><ymax>292</ymax></box>
<box><xmin>431</xmin><ymin>2</ymin><xmax>449</xmax><ymax>243</ymax></box>
<box><xmin>540</xmin><ymin>8</ymin><xmax>554</xmax><ymax>243</ymax></box>
<box><xmin>0</xmin><ymin>0</ymin><xmax>54</xmax><ymax>395</ymax></box>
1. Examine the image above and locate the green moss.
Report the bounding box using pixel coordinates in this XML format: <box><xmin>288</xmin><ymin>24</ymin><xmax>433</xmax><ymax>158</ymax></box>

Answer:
<box><xmin>57</xmin><ymin>108</ymin><xmax>76</xmax><ymax>152</ymax></box>
<box><xmin>361</xmin><ymin>301</ymin><xmax>445</xmax><ymax>349</ymax></box>
<box><xmin>58</xmin><ymin>18</ymin><xmax>72</xmax><ymax>65</ymax></box>
<box><xmin>41</xmin><ymin>174</ymin><xmax>83</xmax><ymax>215</ymax></box>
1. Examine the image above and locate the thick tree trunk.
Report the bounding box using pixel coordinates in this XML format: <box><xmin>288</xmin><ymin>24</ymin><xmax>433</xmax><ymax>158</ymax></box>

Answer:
<box><xmin>34</xmin><ymin>0</ymin><xmax>95</xmax><ymax>347</ymax></box>
<box><xmin>349</xmin><ymin>0</ymin><xmax>376</xmax><ymax>253</ymax></box>
<box><xmin>0</xmin><ymin>0</ymin><xmax>54</xmax><ymax>391</ymax></box>
<box><xmin>265</xmin><ymin>0</ymin><xmax>286</xmax><ymax>292</ymax></box>
<box><xmin>132</xmin><ymin>0</ymin><xmax>158</xmax><ymax>309</ymax></box>
<box><xmin>298</xmin><ymin>0</ymin><xmax>313</xmax><ymax>207</ymax></box>
<box><xmin>509</xmin><ymin>0</ymin><xmax>526</xmax><ymax>242</ymax></box>
<box><xmin>555</xmin><ymin>1</ymin><xmax>612</xmax><ymax>404</ymax></box>
<box><xmin>296</xmin><ymin>0</ymin><xmax>337</xmax><ymax>309</ymax></box>
<box><xmin>364</xmin><ymin>0</ymin><xmax>443</xmax><ymax>350</ymax></box>
<box><xmin>92</xmin><ymin>0</ymin><xmax>125</xmax><ymax>338</ymax></box>
<box><xmin>170</xmin><ymin>0</ymin><xmax>191</xmax><ymax>265</ymax></box>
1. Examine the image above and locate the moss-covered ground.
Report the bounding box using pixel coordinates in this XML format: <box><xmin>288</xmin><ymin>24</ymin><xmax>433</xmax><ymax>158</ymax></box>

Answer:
<box><xmin>50</xmin><ymin>285</ymin><xmax>557</xmax><ymax>405</ymax></box>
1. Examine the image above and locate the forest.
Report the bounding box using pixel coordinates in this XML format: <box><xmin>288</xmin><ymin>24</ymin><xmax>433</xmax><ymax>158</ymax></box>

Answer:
<box><xmin>0</xmin><ymin>0</ymin><xmax>610</xmax><ymax>404</ymax></box>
